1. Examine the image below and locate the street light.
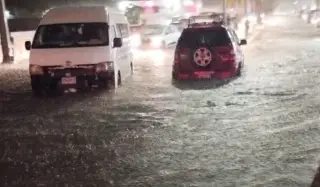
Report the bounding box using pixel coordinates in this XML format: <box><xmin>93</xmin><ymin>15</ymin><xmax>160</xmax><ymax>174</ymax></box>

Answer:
<box><xmin>145</xmin><ymin>0</ymin><xmax>155</xmax><ymax>7</ymax></box>
<box><xmin>117</xmin><ymin>1</ymin><xmax>130</xmax><ymax>11</ymax></box>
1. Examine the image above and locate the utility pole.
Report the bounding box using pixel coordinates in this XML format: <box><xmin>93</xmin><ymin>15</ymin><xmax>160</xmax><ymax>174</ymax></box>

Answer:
<box><xmin>223</xmin><ymin>0</ymin><xmax>227</xmax><ymax>24</ymax></box>
<box><xmin>244</xmin><ymin>0</ymin><xmax>249</xmax><ymax>38</ymax></box>
<box><xmin>244</xmin><ymin>0</ymin><xmax>248</xmax><ymax>15</ymax></box>
<box><xmin>0</xmin><ymin>0</ymin><xmax>11</xmax><ymax>64</ymax></box>
<box><xmin>180</xmin><ymin>0</ymin><xmax>184</xmax><ymax>17</ymax></box>
<box><xmin>256</xmin><ymin>0</ymin><xmax>262</xmax><ymax>24</ymax></box>
<box><xmin>234</xmin><ymin>0</ymin><xmax>239</xmax><ymax>29</ymax></box>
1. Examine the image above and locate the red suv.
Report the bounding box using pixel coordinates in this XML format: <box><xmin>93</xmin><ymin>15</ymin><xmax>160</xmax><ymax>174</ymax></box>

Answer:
<box><xmin>172</xmin><ymin>22</ymin><xmax>247</xmax><ymax>80</ymax></box>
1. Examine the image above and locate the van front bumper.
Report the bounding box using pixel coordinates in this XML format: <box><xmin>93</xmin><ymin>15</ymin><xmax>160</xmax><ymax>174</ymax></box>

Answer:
<box><xmin>31</xmin><ymin>66</ymin><xmax>114</xmax><ymax>89</ymax></box>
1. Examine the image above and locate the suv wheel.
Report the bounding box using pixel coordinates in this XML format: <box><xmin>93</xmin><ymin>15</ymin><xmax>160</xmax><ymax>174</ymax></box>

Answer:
<box><xmin>236</xmin><ymin>62</ymin><xmax>243</xmax><ymax>76</ymax></box>
<box><xmin>172</xmin><ymin>71</ymin><xmax>177</xmax><ymax>80</ymax></box>
<box><xmin>99</xmin><ymin>71</ymin><xmax>121</xmax><ymax>89</ymax></box>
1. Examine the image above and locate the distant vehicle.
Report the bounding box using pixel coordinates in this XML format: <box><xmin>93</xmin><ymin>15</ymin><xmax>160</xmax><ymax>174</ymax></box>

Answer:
<box><xmin>308</xmin><ymin>9</ymin><xmax>320</xmax><ymax>25</ymax></box>
<box><xmin>25</xmin><ymin>6</ymin><xmax>133</xmax><ymax>95</ymax></box>
<box><xmin>170</xmin><ymin>18</ymin><xmax>189</xmax><ymax>31</ymax></box>
<box><xmin>197</xmin><ymin>12</ymin><xmax>236</xmax><ymax>26</ymax></box>
<box><xmin>301</xmin><ymin>9</ymin><xmax>311</xmax><ymax>21</ymax></box>
<box><xmin>139</xmin><ymin>24</ymin><xmax>181</xmax><ymax>48</ymax></box>
<box><xmin>172</xmin><ymin>16</ymin><xmax>247</xmax><ymax>80</ymax></box>
<box><xmin>129</xmin><ymin>24</ymin><xmax>143</xmax><ymax>48</ymax></box>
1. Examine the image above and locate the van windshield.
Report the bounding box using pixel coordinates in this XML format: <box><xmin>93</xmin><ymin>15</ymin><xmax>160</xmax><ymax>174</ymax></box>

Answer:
<box><xmin>32</xmin><ymin>22</ymin><xmax>109</xmax><ymax>48</ymax></box>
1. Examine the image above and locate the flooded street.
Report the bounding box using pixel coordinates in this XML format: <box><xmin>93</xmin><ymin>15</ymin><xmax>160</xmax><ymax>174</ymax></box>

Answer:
<box><xmin>1</xmin><ymin>15</ymin><xmax>320</xmax><ymax>186</ymax></box>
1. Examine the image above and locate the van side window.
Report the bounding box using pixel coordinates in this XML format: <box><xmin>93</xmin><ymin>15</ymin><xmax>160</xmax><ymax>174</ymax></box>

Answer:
<box><xmin>116</xmin><ymin>24</ymin><xmax>129</xmax><ymax>38</ymax></box>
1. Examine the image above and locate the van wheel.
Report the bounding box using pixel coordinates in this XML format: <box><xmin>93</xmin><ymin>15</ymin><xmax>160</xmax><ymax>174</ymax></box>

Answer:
<box><xmin>109</xmin><ymin>71</ymin><xmax>121</xmax><ymax>88</ymax></box>
<box><xmin>99</xmin><ymin>71</ymin><xmax>121</xmax><ymax>89</ymax></box>
<box><xmin>31</xmin><ymin>77</ymin><xmax>43</xmax><ymax>96</ymax></box>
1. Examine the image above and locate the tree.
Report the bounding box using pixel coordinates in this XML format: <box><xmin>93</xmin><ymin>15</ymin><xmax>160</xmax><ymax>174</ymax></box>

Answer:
<box><xmin>125</xmin><ymin>5</ymin><xmax>143</xmax><ymax>25</ymax></box>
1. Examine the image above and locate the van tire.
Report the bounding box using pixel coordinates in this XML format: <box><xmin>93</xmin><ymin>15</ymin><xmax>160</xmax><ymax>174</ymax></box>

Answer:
<box><xmin>108</xmin><ymin>71</ymin><xmax>121</xmax><ymax>88</ymax></box>
<box><xmin>99</xmin><ymin>71</ymin><xmax>121</xmax><ymax>89</ymax></box>
<box><xmin>31</xmin><ymin>77</ymin><xmax>43</xmax><ymax>96</ymax></box>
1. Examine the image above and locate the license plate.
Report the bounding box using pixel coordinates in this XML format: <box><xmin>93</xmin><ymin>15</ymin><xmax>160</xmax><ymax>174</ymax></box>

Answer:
<box><xmin>195</xmin><ymin>72</ymin><xmax>213</xmax><ymax>78</ymax></box>
<box><xmin>61</xmin><ymin>77</ymin><xmax>76</xmax><ymax>85</ymax></box>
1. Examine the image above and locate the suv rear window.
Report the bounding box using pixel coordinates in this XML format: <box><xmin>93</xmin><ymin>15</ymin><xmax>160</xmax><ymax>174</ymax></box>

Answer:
<box><xmin>178</xmin><ymin>28</ymin><xmax>231</xmax><ymax>47</ymax></box>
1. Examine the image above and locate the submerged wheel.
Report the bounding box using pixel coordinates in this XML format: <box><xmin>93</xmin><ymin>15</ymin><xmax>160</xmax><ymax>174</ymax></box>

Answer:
<box><xmin>31</xmin><ymin>77</ymin><xmax>43</xmax><ymax>96</ymax></box>
<box><xmin>172</xmin><ymin>71</ymin><xmax>178</xmax><ymax>80</ymax></box>
<box><xmin>236</xmin><ymin>62</ymin><xmax>243</xmax><ymax>76</ymax></box>
<box><xmin>99</xmin><ymin>71</ymin><xmax>121</xmax><ymax>89</ymax></box>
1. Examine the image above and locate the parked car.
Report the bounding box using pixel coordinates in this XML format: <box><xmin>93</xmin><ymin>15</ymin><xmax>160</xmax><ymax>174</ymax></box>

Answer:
<box><xmin>140</xmin><ymin>24</ymin><xmax>181</xmax><ymax>48</ymax></box>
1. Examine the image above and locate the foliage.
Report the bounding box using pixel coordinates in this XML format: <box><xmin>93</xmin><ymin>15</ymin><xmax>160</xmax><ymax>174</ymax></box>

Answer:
<box><xmin>125</xmin><ymin>5</ymin><xmax>143</xmax><ymax>25</ymax></box>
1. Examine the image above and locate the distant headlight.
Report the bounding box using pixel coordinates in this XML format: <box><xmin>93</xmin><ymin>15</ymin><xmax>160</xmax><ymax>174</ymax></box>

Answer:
<box><xmin>247</xmin><ymin>15</ymin><xmax>257</xmax><ymax>23</ymax></box>
<box><xmin>130</xmin><ymin>34</ymin><xmax>141</xmax><ymax>47</ymax></box>
<box><xmin>151</xmin><ymin>36</ymin><xmax>162</xmax><ymax>48</ymax></box>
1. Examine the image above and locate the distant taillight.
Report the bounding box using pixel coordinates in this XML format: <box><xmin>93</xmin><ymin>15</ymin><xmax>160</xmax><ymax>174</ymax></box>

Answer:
<box><xmin>215</xmin><ymin>45</ymin><xmax>236</xmax><ymax>61</ymax></box>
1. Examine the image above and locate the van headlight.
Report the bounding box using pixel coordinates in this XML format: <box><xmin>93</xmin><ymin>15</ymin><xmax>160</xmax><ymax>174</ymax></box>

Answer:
<box><xmin>151</xmin><ymin>37</ymin><xmax>163</xmax><ymax>47</ymax></box>
<box><xmin>29</xmin><ymin>64</ymin><xmax>44</xmax><ymax>75</ymax></box>
<box><xmin>96</xmin><ymin>61</ymin><xmax>114</xmax><ymax>72</ymax></box>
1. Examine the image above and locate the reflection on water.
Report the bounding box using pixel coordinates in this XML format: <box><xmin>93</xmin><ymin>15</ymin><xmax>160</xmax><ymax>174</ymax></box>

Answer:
<box><xmin>133</xmin><ymin>49</ymin><xmax>169</xmax><ymax>66</ymax></box>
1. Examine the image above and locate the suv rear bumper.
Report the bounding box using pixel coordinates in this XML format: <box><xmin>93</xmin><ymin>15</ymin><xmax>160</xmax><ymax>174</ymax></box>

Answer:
<box><xmin>173</xmin><ymin>64</ymin><xmax>237</xmax><ymax>80</ymax></box>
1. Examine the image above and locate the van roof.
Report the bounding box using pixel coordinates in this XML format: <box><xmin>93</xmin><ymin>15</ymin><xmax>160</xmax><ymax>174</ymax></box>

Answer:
<box><xmin>40</xmin><ymin>6</ymin><xmax>122</xmax><ymax>25</ymax></box>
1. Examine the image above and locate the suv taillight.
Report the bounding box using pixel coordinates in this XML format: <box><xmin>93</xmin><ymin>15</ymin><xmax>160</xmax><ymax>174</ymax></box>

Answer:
<box><xmin>215</xmin><ymin>46</ymin><xmax>236</xmax><ymax>62</ymax></box>
<box><xmin>175</xmin><ymin>48</ymin><xmax>189</xmax><ymax>63</ymax></box>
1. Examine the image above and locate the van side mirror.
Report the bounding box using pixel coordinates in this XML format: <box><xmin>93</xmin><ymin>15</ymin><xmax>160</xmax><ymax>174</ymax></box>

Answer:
<box><xmin>239</xmin><ymin>39</ymin><xmax>247</xmax><ymax>45</ymax></box>
<box><xmin>25</xmin><ymin>41</ymin><xmax>31</xmax><ymax>50</ymax></box>
<box><xmin>113</xmin><ymin>38</ymin><xmax>122</xmax><ymax>48</ymax></box>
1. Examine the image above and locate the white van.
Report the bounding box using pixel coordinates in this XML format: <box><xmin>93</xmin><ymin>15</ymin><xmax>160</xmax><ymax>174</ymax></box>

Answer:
<box><xmin>25</xmin><ymin>6</ymin><xmax>133</xmax><ymax>95</ymax></box>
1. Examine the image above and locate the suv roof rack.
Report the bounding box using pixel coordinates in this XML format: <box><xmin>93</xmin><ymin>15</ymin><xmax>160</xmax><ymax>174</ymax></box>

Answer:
<box><xmin>187</xmin><ymin>14</ymin><xmax>225</xmax><ymax>28</ymax></box>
